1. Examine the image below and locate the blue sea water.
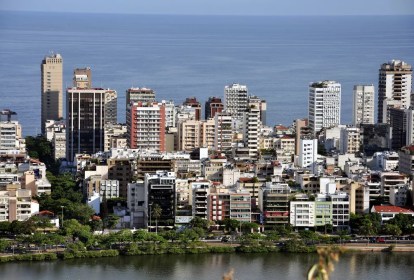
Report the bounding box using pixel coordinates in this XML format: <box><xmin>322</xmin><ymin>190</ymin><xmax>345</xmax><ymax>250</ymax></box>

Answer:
<box><xmin>0</xmin><ymin>11</ymin><xmax>413</xmax><ymax>136</ymax></box>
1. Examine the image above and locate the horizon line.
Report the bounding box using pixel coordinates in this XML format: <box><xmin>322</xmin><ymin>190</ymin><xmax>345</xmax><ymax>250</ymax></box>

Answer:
<box><xmin>1</xmin><ymin>9</ymin><xmax>414</xmax><ymax>17</ymax></box>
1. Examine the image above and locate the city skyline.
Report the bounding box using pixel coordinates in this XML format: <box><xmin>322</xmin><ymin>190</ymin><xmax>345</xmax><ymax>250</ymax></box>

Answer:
<box><xmin>1</xmin><ymin>0</ymin><xmax>414</xmax><ymax>16</ymax></box>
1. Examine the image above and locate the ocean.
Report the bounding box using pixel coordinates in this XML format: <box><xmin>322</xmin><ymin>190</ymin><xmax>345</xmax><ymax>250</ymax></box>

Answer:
<box><xmin>0</xmin><ymin>11</ymin><xmax>413</xmax><ymax>136</ymax></box>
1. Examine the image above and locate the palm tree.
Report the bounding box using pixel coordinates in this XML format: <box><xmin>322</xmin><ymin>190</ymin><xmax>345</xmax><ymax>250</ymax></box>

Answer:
<box><xmin>152</xmin><ymin>204</ymin><xmax>162</xmax><ymax>235</ymax></box>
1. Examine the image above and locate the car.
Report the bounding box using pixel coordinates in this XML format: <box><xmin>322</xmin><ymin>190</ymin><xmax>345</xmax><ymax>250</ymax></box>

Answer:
<box><xmin>376</xmin><ymin>237</ymin><xmax>385</xmax><ymax>243</ymax></box>
<box><xmin>221</xmin><ymin>237</ymin><xmax>229</xmax><ymax>242</ymax></box>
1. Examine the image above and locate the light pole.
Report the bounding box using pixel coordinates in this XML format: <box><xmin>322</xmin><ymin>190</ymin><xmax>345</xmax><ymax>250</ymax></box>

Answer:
<box><xmin>61</xmin><ymin>206</ymin><xmax>65</xmax><ymax>229</ymax></box>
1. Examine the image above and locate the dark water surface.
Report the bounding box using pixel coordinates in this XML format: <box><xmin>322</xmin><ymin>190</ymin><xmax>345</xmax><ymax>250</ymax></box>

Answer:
<box><xmin>0</xmin><ymin>252</ymin><xmax>413</xmax><ymax>280</ymax></box>
<box><xmin>0</xmin><ymin>12</ymin><xmax>413</xmax><ymax>135</ymax></box>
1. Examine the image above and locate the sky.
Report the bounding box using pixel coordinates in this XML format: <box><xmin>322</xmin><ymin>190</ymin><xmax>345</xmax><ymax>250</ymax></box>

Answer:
<box><xmin>1</xmin><ymin>0</ymin><xmax>413</xmax><ymax>16</ymax></box>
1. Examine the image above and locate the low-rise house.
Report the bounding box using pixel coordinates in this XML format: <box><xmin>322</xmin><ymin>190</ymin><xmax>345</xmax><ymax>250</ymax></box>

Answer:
<box><xmin>371</xmin><ymin>205</ymin><xmax>414</xmax><ymax>224</ymax></box>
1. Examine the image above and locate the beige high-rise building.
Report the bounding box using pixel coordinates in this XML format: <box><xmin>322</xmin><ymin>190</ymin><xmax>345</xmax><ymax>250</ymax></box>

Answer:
<box><xmin>201</xmin><ymin>118</ymin><xmax>215</xmax><ymax>149</ymax></box>
<box><xmin>41</xmin><ymin>53</ymin><xmax>63</xmax><ymax>134</ymax></box>
<box><xmin>378</xmin><ymin>60</ymin><xmax>412</xmax><ymax>123</ymax></box>
<box><xmin>126</xmin><ymin>88</ymin><xmax>156</xmax><ymax>112</ymax></box>
<box><xmin>73</xmin><ymin>67</ymin><xmax>92</xmax><ymax>89</ymax></box>
<box><xmin>294</xmin><ymin>118</ymin><xmax>311</xmax><ymax>156</ymax></box>
<box><xmin>353</xmin><ymin>85</ymin><xmax>374</xmax><ymax>126</ymax></box>
<box><xmin>340</xmin><ymin>126</ymin><xmax>360</xmax><ymax>154</ymax></box>
<box><xmin>178</xmin><ymin>119</ymin><xmax>202</xmax><ymax>152</ymax></box>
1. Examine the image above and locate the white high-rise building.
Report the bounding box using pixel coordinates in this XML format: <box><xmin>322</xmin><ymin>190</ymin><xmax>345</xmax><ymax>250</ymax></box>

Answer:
<box><xmin>308</xmin><ymin>81</ymin><xmax>341</xmax><ymax>135</ymax></box>
<box><xmin>298</xmin><ymin>138</ymin><xmax>318</xmax><ymax>173</ymax></box>
<box><xmin>0</xmin><ymin>119</ymin><xmax>24</xmax><ymax>154</ymax></box>
<box><xmin>405</xmin><ymin>108</ymin><xmax>414</xmax><ymax>145</ymax></box>
<box><xmin>243</xmin><ymin>97</ymin><xmax>261</xmax><ymax>159</ymax></box>
<box><xmin>378</xmin><ymin>60</ymin><xmax>412</xmax><ymax>123</ymax></box>
<box><xmin>224</xmin><ymin>83</ymin><xmax>248</xmax><ymax>121</ymax></box>
<box><xmin>353</xmin><ymin>85</ymin><xmax>374</xmax><ymax>126</ymax></box>
<box><xmin>161</xmin><ymin>100</ymin><xmax>176</xmax><ymax>128</ymax></box>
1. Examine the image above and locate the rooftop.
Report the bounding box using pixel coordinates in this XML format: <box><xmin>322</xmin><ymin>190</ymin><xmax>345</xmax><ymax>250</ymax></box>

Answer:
<box><xmin>373</xmin><ymin>205</ymin><xmax>414</xmax><ymax>213</ymax></box>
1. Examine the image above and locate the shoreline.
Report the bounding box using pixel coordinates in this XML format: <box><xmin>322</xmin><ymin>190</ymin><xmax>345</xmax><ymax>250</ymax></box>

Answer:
<box><xmin>1</xmin><ymin>242</ymin><xmax>414</xmax><ymax>263</ymax></box>
<box><xmin>325</xmin><ymin>243</ymin><xmax>414</xmax><ymax>252</ymax></box>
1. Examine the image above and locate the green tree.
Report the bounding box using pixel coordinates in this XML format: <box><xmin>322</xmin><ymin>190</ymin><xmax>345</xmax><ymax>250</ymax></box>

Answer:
<box><xmin>388</xmin><ymin>213</ymin><xmax>414</xmax><ymax>234</ymax></box>
<box><xmin>47</xmin><ymin>233</ymin><xmax>66</xmax><ymax>250</ymax></box>
<box><xmin>25</xmin><ymin>136</ymin><xmax>60</xmax><ymax>175</ymax></box>
<box><xmin>29</xmin><ymin>215</ymin><xmax>53</xmax><ymax>232</ymax></box>
<box><xmin>282</xmin><ymin>238</ymin><xmax>315</xmax><ymax>253</ymax></box>
<box><xmin>350</xmin><ymin>213</ymin><xmax>381</xmax><ymax>236</ymax></box>
<box><xmin>102</xmin><ymin>214</ymin><xmax>120</xmax><ymax>233</ymax></box>
<box><xmin>189</xmin><ymin>216</ymin><xmax>210</xmax><ymax>230</ymax></box>
<box><xmin>223</xmin><ymin>218</ymin><xmax>240</xmax><ymax>232</ymax></box>
<box><xmin>61</xmin><ymin>219</ymin><xmax>94</xmax><ymax>245</ymax></box>
<box><xmin>10</xmin><ymin>220</ymin><xmax>36</xmax><ymax>235</ymax></box>
<box><xmin>192</xmin><ymin>227</ymin><xmax>206</xmax><ymax>238</ymax></box>
<box><xmin>152</xmin><ymin>204</ymin><xmax>162</xmax><ymax>234</ymax></box>
<box><xmin>66</xmin><ymin>241</ymin><xmax>87</xmax><ymax>252</ymax></box>
<box><xmin>89</xmin><ymin>219</ymin><xmax>103</xmax><ymax>232</ymax></box>
<box><xmin>161</xmin><ymin>230</ymin><xmax>179</xmax><ymax>242</ymax></box>
<box><xmin>383</xmin><ymin>223</ymin><xmax>402</xmax><ymax>237</ymax></box>
<box><xmin>241</xmin><ymin>222</ymin><xmax>259</xmax><ymax>233</ymax></box>
<box><xmin>273</xmin><ymin>224</ymin><xmax>293</xmax><ymax>237</ymax></box>
<box><xmin>359</xmin><ymin>216</ymin><xmax>378</xmax><ymax>237</ymax></box>
<box><xmin>299</xmin><ymin>230</ymin><xmax>319</xmax><ymax>244</ymax></box>
<box><xmin>114</xmin><ymin>229</ymin><xmax>134</xmax><ymax>244</ymax></box>
<box><xmin>264</xmin><ymin>231</ymin><xmax>280</xmax><ymax>241</ymax></box>
<box><xmin>0</xmin><ymin>221</ymin><xmax>11</xmax><ymax>234</ymax></box>
<box><xmin>133</xmin><ymin>229</ymin><xmax>152</xmax><ymax>243</ymax></box>
<box><xmin>0</xmin><ymin>239</ymin><xmax>10</xmax><ymax>252</ymax></box>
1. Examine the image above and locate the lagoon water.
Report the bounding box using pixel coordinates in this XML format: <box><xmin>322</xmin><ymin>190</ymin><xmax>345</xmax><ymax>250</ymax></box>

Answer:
<box><xmin>0</xmin><ymin>12</ymin><xmax>413</xmax><ymax>135</ymax></box>
<box><xmin>0</xmin><ymin>252</ymin><xmax>413</xmax><ymax>280</ymax></box>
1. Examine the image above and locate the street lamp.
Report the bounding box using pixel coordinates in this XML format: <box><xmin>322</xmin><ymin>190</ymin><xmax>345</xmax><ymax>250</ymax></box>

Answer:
<box><xmin>61</xmin><ymin>206</ymin><xmax>65</xmax><ymax>229</ymax></box>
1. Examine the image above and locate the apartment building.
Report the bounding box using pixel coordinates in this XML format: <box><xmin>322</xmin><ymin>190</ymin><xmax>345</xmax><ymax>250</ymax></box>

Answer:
<box><xmin>378</xmin><ymin>60</ymin><xmax>412</xmax><ymax>123</ymax></box>
<box><xmin>308</xmin><ymin>80</ymin><xmax>341</xmax><ymax>135</ymax></box>
<box><xmin>352</xmin><ymin>85</ymin><xmax>375</xmax><ymax>126</ymax></box>
<box><xmin>127</xmin><ymin>102</ymin><xmax>166</xmax><ymax>152</ymax></box>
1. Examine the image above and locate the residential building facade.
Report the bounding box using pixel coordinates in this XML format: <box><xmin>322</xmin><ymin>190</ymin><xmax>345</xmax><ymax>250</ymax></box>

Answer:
<box><xmin>352</xmin><ymin>85</ymin><xmax>375</xmax><ymax>126</ymax></box>
<box><xmin>308</xmin><ymin>80</ymin><xmax>341</xmax><ymax>135</ymax></box>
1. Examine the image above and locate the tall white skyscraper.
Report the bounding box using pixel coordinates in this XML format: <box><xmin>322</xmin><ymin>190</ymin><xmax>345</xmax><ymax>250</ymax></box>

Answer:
<box><xmin>224</xmin><ymin>83</ymin><xmax>248</xmax><ymax>121</ymax></box>
<box><xmin>378</xmin><ymin>60</ymin><xmax>412</xmax><ymax>123</ymax></box>
<box><xmin>308</xmin><ymin>80</ymin><xmax>341</xmax><ymax>135</ymax></box>
<box><xmin>243</xmin><ymin>97</ymin><xmax>261</xmax><ymax>159</ymax></box>
<box><xmin>352</xmin><ymin>85</ymin><xmax>375</xmax><ymax>126</ymax></box>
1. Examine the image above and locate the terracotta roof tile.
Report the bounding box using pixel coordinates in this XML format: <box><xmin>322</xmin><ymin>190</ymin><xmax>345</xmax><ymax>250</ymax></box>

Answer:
<box><xmin>373</xmin><ymin>205</ymin><xmax>414</xmax><ymax>213</ymax></box>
